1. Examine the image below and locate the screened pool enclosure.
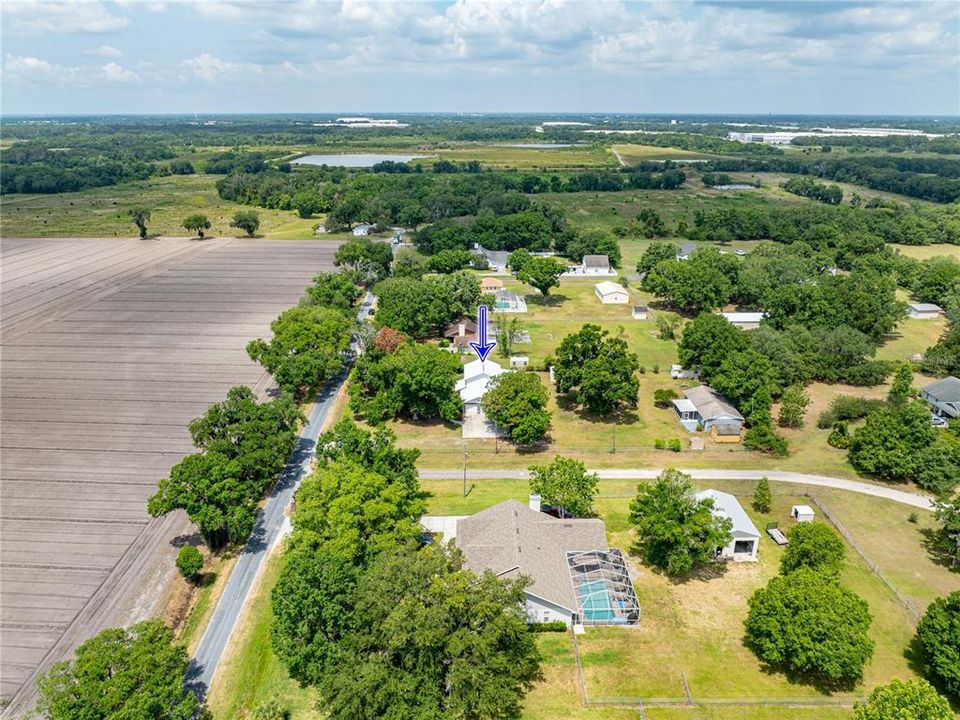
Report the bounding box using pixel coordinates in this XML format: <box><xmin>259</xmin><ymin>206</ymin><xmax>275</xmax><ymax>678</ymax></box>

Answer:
<box><xmin>566</xmin><ymin>549</ymin><xmax>640</xmax><ymax>626</ymax></box>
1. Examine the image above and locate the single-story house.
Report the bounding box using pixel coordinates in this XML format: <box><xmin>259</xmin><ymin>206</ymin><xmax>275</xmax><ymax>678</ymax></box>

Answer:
<box><xmin>474</xmin><ymin>245</ymin><xmax>510</xmax><ymax>272</ymax></box>
<box><xmin>480</xmin><ymin>276</ymin><xmax>505</xmax><ymax>293</ymax></box>
<box><xmin>448</xmin><ymin>498</ymin><xmax>640</xmax><ymax>627</ymax></box>
<box><xmin>495</xmin><ymin>288</ymin><xmax>528</xmax><ymax>313</ymax></box>
<box><xmin>672</xmin><ymin>385</ymin><xmax>744</xmax><ymax>436</ymax></box>
<box><xmin>677</xmin><ymin>242</ymin><xmax>697</xmax><ymax>260</ymax></box>
<box><xmin>695</xmin><ymin>489</ymin><xmax>760</xmax><ymax>562</ymax></box>
<box><xmin>670</xmin><ymin>364</ymin><xmax>699</xmax><ymax>380</ymax></box>
<box><xmin>632</xmin><ymin>305</ymin><xmax>649</xmax><ymax>320</ymax></box>
<box><xmin>456</xmin><ymin>358</ymin><xmax>507</xmax><ymax>415</ymax></box>
<box><xmin>717</xmin><ymin>311</ymin><xmax>766</xmax><ymax>330</ymax></box>
<box><xmin>791</xmin><ymin>505</ymin><xmax>815</xmax><ymax>522</ymax></box>
<box><xmin>921</xmin><ymin>376</ymin><xmax>960</xmax><ymax>419</ymax></box>
<box><xmin>907</xmin><ymin>303</ymin><xmax>943</xmax><ymax>320</ymax></box>
<box><xmin>443</xmin><ymin>316</ymin><xmax>500</xmax><ymax>354</ymax></box>
<box><xmin>352</xmin><ymin>223</ymin><xmax>374</xmax><ymax>236</ymax></box>
<box><xmin>581</xmin><ymin>255</ymin><xmax>615</xmax><ymax>275</ymax></box>
<box><xmin>594</xmin><ymin>281</ymin><xmax>629</xmax><ymax>305</ymax></box>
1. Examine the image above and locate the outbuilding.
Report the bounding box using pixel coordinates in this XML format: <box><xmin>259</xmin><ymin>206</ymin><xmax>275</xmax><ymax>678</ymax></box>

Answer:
<box><xmin>480</xmin><ymin>277</ymin><xmax>505</xmax><ymax>293</ymax></box>
<box><xmin>509</xmin><ymin>355</ymin><xmax>530</xmax><ymax>368</ymax></box>
<box><xmin>594</xmin><ymin>281</ymin><xmax>629</xmax><ymax>305</ymax></box>
<box><xmin>791</xmin><ymin>505</ymin><xmax>815</xmax><ymax>523</ymax></box>
<box><xmin>907</xmin><ymin>303</ymin><xmax>943</xmax><ymax>320</ymax></box>
<box><xmin>695</xmin><ymin>489</ymin><xmax>760</xmax><ymax>561</ymax></box>
<box><xmin>677</xmin><ymin>242</ymin><xmax>697</xmax><ymax>260</ymax></box>
<box><xmin>717</xmin><ymin>311</ymin><xmax>766</xmax><ymax>330</ymax></box>
<box><xmin>632</xmin><ymin>305</ymin><xmax>649</xmax><ymax>320</ymax></box>
<box><xmin>352</xmin><ymin>223</ymin><xmax>374</xmax><ymax>236</ymax></box>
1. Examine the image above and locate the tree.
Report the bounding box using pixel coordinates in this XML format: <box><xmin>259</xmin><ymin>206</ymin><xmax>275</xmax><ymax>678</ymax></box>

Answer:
<box><xmin>655</xmin><ymin>314</ymin><xmax>681</xmax><ymax>340</ymax></box>
<box><xmin>653</xmin><ymin>388</ymin><xmax>679</xmax><ymax>407</ymax></box>
<box><xmin>335</xmin><ymin>237</ymin><xmax>393</xmax><ymax>285</ymax></box>
<box><xmin>304</xmin><ymin>270</ymin><xmax>362</xmax><ymax>311</ymax></box>
<box><xmin>517</xmin><ymin>256</ymin><xmax>566</xmax><ymax>296</ymax></box>
<box><xmin>636</xmin><ymin>241</ymin><xmax>679</xmax><ymax>275</ymax></box>
<box><xmin>677</xmin><ymin>312</ymin><xmax>750</xmax><ymax>381</ymax></box>
<box><xmin>176</xmin><ymin>546</ymin><xmax>204</xmax><ymax>582</ymax></box>
<box><xmin>392</xmin><ymin>246</ymin><xmax>429</xmax><ymax>278</ymax></box>
<box><xmin>916</xmin><ymin>591</ymin><xmax>960</xmax><ymax>699</ymax></box>
<box><xmin>169</xmin><ymin>159</ymin><xmax>195</xmax><ymax>175</ymax></box>
<box><xmin>251</xmin><ymin>698</ymin><xmax>291</xmax><ymax>720</ymax></box>
<box><xmin>497</xmin><ymin>316</ymin><xmax>525</xmax><ymax>359</ymax></box>
<box><xmin>849</xmin><ymin>402</ymin><xmax>936</xmax><ymax>481</ymax></box>
<box><xmin>528</xmin><ymin>456</ymin><xmax>598</xmax><ymax>517</ymax></box>
<box><xmin>482</xmin><ymin>372</ymin><xmax>551</xmax><ymax>445</ymax></box>
<box><xmin>753</xmin><ymin>476</ymin><xmax>772</xmax><ymax>513</ymax></box>
<box><xmin>628</xmin><ymin>469</ymin><xmax>733</xmax><ymax>575</ymax></box>
<box><xmin>887</xmin><ymin>363</ymin><xmax>913</xmax><ymax>406</ymax></box>
<box><xmin>777</xmin><ymin>384</ymin><xmax>809</xmax><ymax>428</ymax></box>
<box><xmin>182</xmin><ymin>213</ymin><xmax>211</xmax><ymax>239</ymax></box>
<box><xmin>128</xmin><ymin>207</ymin><xmax>151</xmax><ymax>239</ymax></box>
<box><xmin>744</xmin><ymin>568</ymin><xmax>874</xmax><ymax>687</ymax></box>
<box><xmin>780</xmin><ymin>521</ymin><xmax>845</xmax><ymax>577</ymax></box>
<box><xmin>374</xmin><ymin>273</ymin><xmax>481</xmax><ymax>338</ymax></box>
<box><xmin>554</xmin><ymin>324</ymin><xmax>639</xmax><ymax>415</ymax></box>
<box><xmin>852</xmin><ymin>678</ymin><xmax>953</xmax><ymax>720</ymax></box>
<box><xmin>37</xmin><ymin>620</ymin><xmax>206</xmax><ymax>720</ymax></box>
<box><xmin>933</xmin><ymin>496</ymin><xmax>960</xmax><ymax>567</ymax></box>
<box><xmin>507</xmin><ymin>248</ymin><xmax>532</xmax><ymax>274</ymax></box>
<box><xmin>231</xmin><ymin>209</ymin><xmax>260</xmax><ymax>237</ymax></box>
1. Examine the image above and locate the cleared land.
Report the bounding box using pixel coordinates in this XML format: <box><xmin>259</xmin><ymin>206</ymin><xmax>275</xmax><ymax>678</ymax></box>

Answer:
<box><xmin>0</xmin><ymin>237</ymin><xmax>339</xmax><ymax>713</ymax></box>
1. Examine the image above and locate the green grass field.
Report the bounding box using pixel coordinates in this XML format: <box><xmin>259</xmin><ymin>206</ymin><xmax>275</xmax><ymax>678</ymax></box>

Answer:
<box><xmin>612</xmin><ymin>143</ymin><xmax>720</xmax><ymax>163</ymax></box>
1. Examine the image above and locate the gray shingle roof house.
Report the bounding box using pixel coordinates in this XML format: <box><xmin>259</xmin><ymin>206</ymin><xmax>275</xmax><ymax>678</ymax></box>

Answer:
<box><xmin>475</xmin><ymin>245</ymin><xmax>510</xmax><ymax>271</ymax></box>
<box><xmin>453</xmin><ymin>499</ymin><xmax>639</xmax><ymax>626</ymax></box>
<box><xmin>673</xmin><ymin>385</ymin><xmax>744</xmax><ymax>432</ymax></box>
<box><xmin>921</xmin><ymin>376</ymin><xmax>960</xmax><ymax>419</ymax></box>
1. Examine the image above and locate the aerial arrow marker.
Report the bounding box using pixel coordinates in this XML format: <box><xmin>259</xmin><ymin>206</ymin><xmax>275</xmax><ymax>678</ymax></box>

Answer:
<box><xmin>469</xmin><ymin>304</ymin><xmax>496</xmax><ymax>362</ymax></box>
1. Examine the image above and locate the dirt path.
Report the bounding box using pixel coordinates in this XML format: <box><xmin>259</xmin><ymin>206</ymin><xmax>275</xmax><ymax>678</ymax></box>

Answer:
<box><xmin>418</xmin><ymin>468</ymin><xmax>935</xmax><ymax>509</ymax></box>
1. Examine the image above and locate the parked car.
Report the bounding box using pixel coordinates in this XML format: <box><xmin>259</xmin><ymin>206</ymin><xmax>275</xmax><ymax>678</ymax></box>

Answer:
<box><xmin>931</xmin><ymin>414</ymin><xmax>949</xmax><ymax>428</ymax></box>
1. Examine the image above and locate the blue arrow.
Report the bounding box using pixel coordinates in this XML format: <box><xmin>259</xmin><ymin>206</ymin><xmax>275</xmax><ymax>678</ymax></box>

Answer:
<box><xmin>469</xmin><ymin>304</ymin><xmax>496</xmax><ymax>362</ymax></box>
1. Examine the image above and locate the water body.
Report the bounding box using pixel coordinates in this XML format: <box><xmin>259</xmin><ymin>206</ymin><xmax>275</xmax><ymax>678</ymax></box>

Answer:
<box><xmin>291</xmin><ymin>153</ymin><xmax>431</xmax><ymax>167</ymax></box>
<box><xmin>501</xmin><ymin>143</ymin><xmax>576</xmax><ymax>149</ymax></box>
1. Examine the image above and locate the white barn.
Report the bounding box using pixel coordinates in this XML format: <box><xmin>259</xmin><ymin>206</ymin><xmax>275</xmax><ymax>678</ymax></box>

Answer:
<box><xmin>594</xmin><ymin>281</ymin><xmax>629</xmax><ymax>305</ymax></box>
<box><xmin>696</xmin><ymin>489</ymin><xmax>760</xmax><ymax>561</ymax></box>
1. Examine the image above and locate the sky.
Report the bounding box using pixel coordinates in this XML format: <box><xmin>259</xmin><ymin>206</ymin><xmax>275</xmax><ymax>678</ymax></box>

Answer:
<box><xmin>1</xmin><ymin>0</ymin><xmax>958</xmax><ymax>116</ymax></box>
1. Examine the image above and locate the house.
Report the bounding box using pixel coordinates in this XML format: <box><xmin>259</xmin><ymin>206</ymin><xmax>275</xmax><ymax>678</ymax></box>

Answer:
<box><xmin>435</xmin><ymin>498</ymin><xmax>640</xmax><ymax>627</ymax></box>
<box><xmin>480</xmin><ymin>277</ymin><xmax>505</xmax><ymax>293</ymax></box>
<box><xmin>907</xmin><ymin>303</ymin><xmax>943</xmax><ymax>320</ymax></box>
<box><xmin>455</xmin><ymin>358</ymin><xmax>507</xmax><ymax>415</ymax></box>
<box><xmin>444</xmin><ymin>316</ymin><xmax>499</xmax><ymax>354</ymax></box>
<box><xmin>632</xmin><ymin>305</ymin><xmax>649</xmax><ymax>320</ymax></box>
<box><xmin>475</xmin><ymin>245</ymin><xmax>510</xmax><ymax>272</ymax></box>
<box><xmin>921</xmin><ymin>376</ymin><xmax>960</xmax><ymax>419</ymax></box>
<box><xmin>677</xmin><ymin>242</ymin><xmax>697</xmax><ymax>260</ymax></box>
<box><xmin>695</xmin><ymin>490</ymin><xmax>760</xmax><ymax>561</ymax></box>
<box><xmin>352</xmin><ymin>223</ymin><xmax>374</xmax><ymax>236</ymax></box>
<box><xmin>494</xmin><ymin>289</ymin><xmax>528</xmax><ymax>313</ymax></box>
<box><xmin>717</xmin><ymin>311</ymin><xmax>765</xmax><ymax>330</ymax></box>
<box><xmin>791</xmin><ymin>505</ymin><xmax>815</xmax><ymax>522</ymax></box>
<box><xmin>672</xmin><ymin>385</ymin><xmax>744</xmax><ymax>436</ymax></box>
<box><xmin>670</xmin><ymin>364</ymin><xmax>699</xmax><ymax>380</ymax></box>
<box><xmin>582</xmin><ymin>255</ymin><xmax>615</xmax><ymax>276</ymax></box>
<box><xmin>594</xmin><ymin>281</ymin><xmax>629</xmax><ymax>305</ymax></box>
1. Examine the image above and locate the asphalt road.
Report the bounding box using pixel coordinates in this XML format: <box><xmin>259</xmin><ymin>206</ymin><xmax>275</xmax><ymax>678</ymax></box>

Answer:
<box><xmin>189</xmin><ymin>292</ymin><xmax>374</xmax><ymax>698</ymax></box>
<box><xmin>419</xmin><ymin>468</ymin><xmax>936</xmax><ymax>509</ymax></box>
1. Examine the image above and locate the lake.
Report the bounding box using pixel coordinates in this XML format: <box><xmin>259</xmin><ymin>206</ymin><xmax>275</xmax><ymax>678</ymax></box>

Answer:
<box><xmin>291</xmin><ymin>153</ymin><xmax>431</xmax><ymax>167</ymax></box>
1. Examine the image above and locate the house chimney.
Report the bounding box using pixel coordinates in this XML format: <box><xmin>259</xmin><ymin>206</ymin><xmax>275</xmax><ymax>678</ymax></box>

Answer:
<box><xmin>458</xmin><ymin>322</ymin><xmax>466</xmax><ymax>337</ymax></box>
<box><xmin>529</xmin><ymin>494</ymin><xmax>541</xmax><ymax>513</ymax></box>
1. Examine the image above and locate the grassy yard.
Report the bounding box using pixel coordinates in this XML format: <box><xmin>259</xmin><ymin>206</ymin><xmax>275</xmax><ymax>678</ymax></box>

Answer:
<box><xmin>612</xmin><ymin>143</ymin><xmax>720</xmax><ymax>163</ymax></box>
<box><xmin>435</xmin><ymin>143</ymin><xmax>616</xmax><ymax>169</ymax></box>
<box><xmin>0</xmin><ymin>173</ymin><xmax>324</xmax><ymax>239</ymax></box>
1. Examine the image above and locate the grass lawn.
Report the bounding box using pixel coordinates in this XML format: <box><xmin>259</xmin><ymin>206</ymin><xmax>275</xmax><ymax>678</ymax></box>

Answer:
<box><xmin>435</xmin><ymin>144</ymin><xmax>616</xmax><ymax>169</ymax></box>
<box><xmin>0</xmin><ymin>173</ymin><xmax>323</xmax><ymax>239</ymax></box>
<box><xmin>612</xmin><ymin>143</ymin><xmax>720</xmax><ymax>163</ymax></box>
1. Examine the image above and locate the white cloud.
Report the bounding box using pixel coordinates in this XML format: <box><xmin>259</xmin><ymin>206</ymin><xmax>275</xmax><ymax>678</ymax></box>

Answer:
<box><xmin>84</xmin><ymin>44</ymin><xmax>123</xmax><ymax>58</ymax></box>
<box><xmin>2</xmin><ymin>54</ymin><xmax>81</xmax><ymax>83</ymax></box>
<box><xmin>1</xmin><ymin>0</ymin><xmax>128</xmax><ymax>34</ymax></box>
<box><xmin>101</xmin><ymin>61</ymin><xmax>138</xmax><ymax>82</ymax></box>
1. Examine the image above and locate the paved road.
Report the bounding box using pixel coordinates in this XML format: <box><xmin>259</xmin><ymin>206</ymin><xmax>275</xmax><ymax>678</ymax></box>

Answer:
<box><xmin>189</xmin><ymin>292</ymin><xmax>374</xmax><ymax>697</ymax></box>
<box><xmin>419</xmin><ymin>468</ymin><xmax>936</xmax><ymax>510</ymax></box>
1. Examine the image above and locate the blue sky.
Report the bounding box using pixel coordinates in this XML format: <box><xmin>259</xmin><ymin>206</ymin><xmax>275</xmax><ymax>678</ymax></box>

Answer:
<box><xmin>2</xmin><ymin>0</ymin><xmax>958</xmax><ymax>116</ymax></box>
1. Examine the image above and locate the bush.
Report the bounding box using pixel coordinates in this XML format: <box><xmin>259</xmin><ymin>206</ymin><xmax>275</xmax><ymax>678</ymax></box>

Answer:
<box><xmin>528</xmin><ymin>621</ymin><xmax>568</xmax><ymax>633</ymax></box>
<box><xmin>818</xmin><ymin>396</ymin><xmax>889</xmax><ymax>429</ymax></box>
<box><xmin>743</xmin><ymin>424</ymin><xmax>789</xmax><ymax>456</ymax></box>
<box><xmin>654</xmin><ymin>438</ymin><xmax>666</xmax><ymax>450</ymax></box>
<box><xmin>780</xmin><ymin>522</ymin><xmax>845</xmax><ymax>577</ymax></box>
<box><xmin>668</xmin><ymin>438</ymin><xmax>682</xmax><ymax>452</ymax></box>
<box><xmin>175</xmin><ymin>546</ymin><xmax>204</xmax><ymax>581</ymax></box>
<box><xmin>827</xmin><ymin>421</ymin><xmax>851</xmax><ymax>449</ymax></box>
<box><xmin>653</xmin><ymin>388</ymin><xmax>679</xmax><ymax>407</ymax></box>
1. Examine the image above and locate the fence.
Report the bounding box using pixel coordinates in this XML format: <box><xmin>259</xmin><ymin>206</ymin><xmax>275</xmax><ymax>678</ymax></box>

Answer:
<box><xmin>806</xmin><ymin>493</ymin><xmax>924</xmax><ymax>625</ymax></box>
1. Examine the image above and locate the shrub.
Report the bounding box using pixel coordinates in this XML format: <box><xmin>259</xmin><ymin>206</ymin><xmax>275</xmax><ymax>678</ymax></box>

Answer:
<box><xmin>668</xmin><ymin>438</ymin><xmax>682</xmax><ymax>452</ymax></box>
<box><xmin>817</xmin><ymin>396</ymin><xmax>888</xmax><ymax>429</ymax></box>
<box><xmin>827</xmin><ymin>421</ymin><xmax>851</xmax><ymax>449</ymax></box>
<box><xmin>176</xmin><ymin>546</ymin><xmax>204</xmax><ymax>581</ymax></box>
<box><xmin>653</xmin><ymin>388</ymin><xmax>679</xmax><ymax>407</ymax></box>
<box><xmin>743</xmin><ymin>424</ymin><xmax>789</xmax><ymax>456</ymax></box>
<box><xmin>654</xmin><ymin>438</ymin><xmax>666</xmax><ymax>450</ymax></box>
<box><xmin>780</xmin><ymin>522</ymin><xmax>845</xmax><ymax>577</ymax></box>
<box><xmin>652</xmin><ymin>363</ymin><xmax>660</xmax><ymax>374</ymax></box>
<box><xmin>528</xmin><ymin>621</ymin><xmax>568</xmax><ymax>633</ymax></box>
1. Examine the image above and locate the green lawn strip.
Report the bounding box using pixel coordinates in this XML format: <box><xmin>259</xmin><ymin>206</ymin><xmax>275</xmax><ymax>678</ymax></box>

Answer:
<box><xmin>179</xmin><ymin>553</ymin><xmax>238</xmax><ymax>654</ymax></box>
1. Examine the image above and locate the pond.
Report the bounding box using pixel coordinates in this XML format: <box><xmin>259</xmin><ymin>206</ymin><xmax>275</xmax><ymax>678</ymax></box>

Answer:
<box><xmin>291</xmin><ymin>153</ymin><xmax>431</xmax><ymax>167</ymax></box>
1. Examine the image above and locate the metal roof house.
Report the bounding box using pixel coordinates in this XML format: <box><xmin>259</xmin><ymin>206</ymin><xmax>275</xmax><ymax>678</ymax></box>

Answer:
<box><xmin>907</xmin><ymin>303</ymin><xmax>943</xmax><ymax>320</ymax></box>
<box><xmin>921</xmin><ymin>376</ymin><xmax>960</xmax><ymax>419</ymax></box>
<box><xmin>695</xmin><ymin>489</ymin><xmax>759</xmax><ymax>561</ymax></box>
<box><xmin>672</xmin><ymin>385</ymin><xmax>744</xmax><ymax>434</ymax></box>
<box><xmin>449</xmin><ymin>499</ymin><xmax>640</xmax><ymax>627</ymax></box>
<box><xmin>717</xmin><ymin>311</ymin><xmax>766</xmax><ymax>330</ymax></box>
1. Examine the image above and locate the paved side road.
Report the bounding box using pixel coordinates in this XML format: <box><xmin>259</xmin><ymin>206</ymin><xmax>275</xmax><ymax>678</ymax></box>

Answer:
<box><xmin>418</xmin><ymin>468</ymin><xmax>936</xmax><ymax>510</ymax></box>
<box><xmin>189</xmin><ymin>293</ymin><xmax>374</xmax><ymax>698</ymax></box>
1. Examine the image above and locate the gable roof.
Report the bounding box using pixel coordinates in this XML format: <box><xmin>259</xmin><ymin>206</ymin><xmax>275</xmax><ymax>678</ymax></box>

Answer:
<box><xmin>594</xmin><ymin>280</ymin><xmax>625</xmax><ymax>296</ymax></box>
<box><xmin>922</xmin><ymin>376</ymin><xmax>960</xmax><ymax>417</ymax></box>
<box><xmin>443</xmin><ymin>317</ymin><xmax>478</xmax><ymax>338</ymax></box>
<box><xmin>909</xmin><ymin>303</ymin><xmax>942</xmax><ymax>313</ymax></box>
<box><xmin>695</xmin><ymin>489</ymin><xmax>759</xmax><ymax>538</ymax></box>
<box><xmin>718</xmin><ymin>311</ymin><xmax>765</xmax><ymax>324</ymax></box>
<box><xmin>583</xmin><ymin>254</ymin><xmax>610</xmax><ymax>268</ymax></box>
<box><xmin>456</xmin><ymin>499</ymin><xmax>608</xmax><ymax>612</ymax></box>
<box><xmin>684</xmin><ymin>385</ymin><xmax>743</xmax><ymax>421</ymax></box>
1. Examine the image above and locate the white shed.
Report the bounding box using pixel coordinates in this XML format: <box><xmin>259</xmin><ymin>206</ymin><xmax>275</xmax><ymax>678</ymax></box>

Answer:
<box><xmin>509</xmin><ymin>355</ymin><xmax>529</xmax><ymax>368</ymax></box>
<box><xmin>696</xmin><ymin>489</ymin><xmax>759</xmax><ymax>561</ymax></box>
<box><xmin>594</xmin><ymin>281</ymin><xmax>629</xmax><ymax>305</ymax></box>
<box><xmin>907</xmin><ymin>303</ymin><xmax>942</xmax><ymax>320</ymax></box>
<box><xmin>632</xmin><ymin>305</ymin><xmax>649</xmax><ymax>320</ymax></box>
<box><xmin>791</xmin><ymin>505</ymin><xmax>815</xmax><ymax>522</ymax></box>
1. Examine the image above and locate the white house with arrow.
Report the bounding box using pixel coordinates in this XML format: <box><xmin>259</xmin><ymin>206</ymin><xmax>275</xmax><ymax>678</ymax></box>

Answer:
<box><xmin>456</xmin><ymin>358</ymin><xmax>507</xmax><ymax>416</ymax></box>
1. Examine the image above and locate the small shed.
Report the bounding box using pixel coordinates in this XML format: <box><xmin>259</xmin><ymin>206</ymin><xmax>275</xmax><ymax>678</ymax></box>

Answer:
<box><xmin>509</xmin><ymin>355</ymin><xmax>529</xmax><ymax>368</ymax></box>
<box><xmin>594</xmin><ymin>281</ymin><xmax>629</xmax><ymax>305</ymax></box>
<box><xmin>791</xmin><ymin>505</ymin><xmax>814</xmax><ymax>522</ymax></box>
<box><xmin>670</xmin><ymin>364</ymin><xmax>699</xmax><ymax>380</ymax></box>
<box><xmin>480</xmin><ymin>277</ymin><xmax>505</xmax><ymax>293</ymax></box>
<box><xmin>632</xmin><ymin>305</ymin><xmax>649</xmax><ymax>320</ymax></box>
<box><xmin>907</xmin><ymin>303</ymin><xmax>943</xmax><ymax>320</ymax></box>
<box><xmin>717</xmin><ymin>311</ymin><xmax>765</xmax><ymax>330</ymax></box>
<box><xmin>352</xmin><ymin>223</ymin><xmax>374</xmax><ymax>236</ymax></box>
